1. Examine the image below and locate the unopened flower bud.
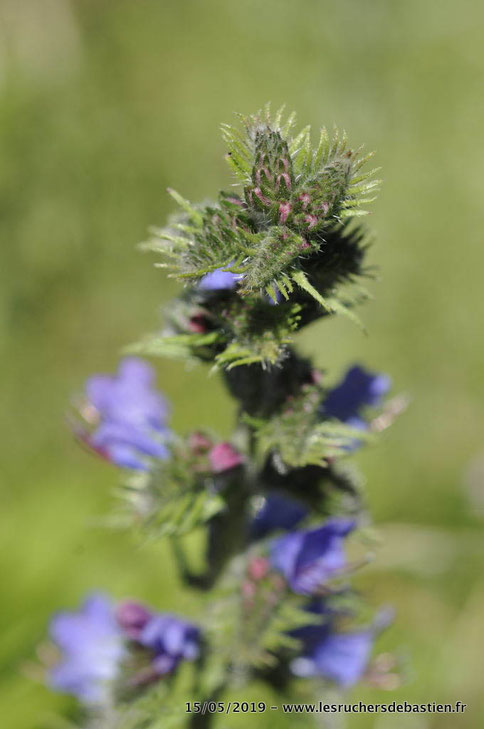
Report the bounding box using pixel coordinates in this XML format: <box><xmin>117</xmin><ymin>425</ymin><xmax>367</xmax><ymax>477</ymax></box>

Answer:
<box><xmin>188</xmin><ymin>431</ymin><xmax>213</xmax><ymax>454</ymax></box>
<box><xmin>116</xmin><ymin>601</ymin><xmax>152</xmax><ymax>641</ymax></box>
<box><xmin>248</xmin><ymin>556</ymin><xmax>270</xmax><ymax>581</ymax></box>
<box><xmin>209</xmin><ymin>442</ymin><xmax>243</xmax><ymax>473</ymax></box>
<box><xmin>304</xmin><ymin>214</ymin><xmax>318</xmax><ymax>229</ymax></box>
<box><xmin>188</xmin><ymin>314</ymin><xmax>209</xmax><ymax>333</ymax></box>
<box><xmin>279</xmin><ymin>202</ymin><xmax>292</xmax><ymax>224</ymax></box>
<box><xmin>299</xmin><ymin>192</ymin><xmax>311</xmax><ymax>209</ymax></box>
<box><xmin>253</xmin><ymin>187</ymin><xmax>272</xmax><ymax>207</ymax></box>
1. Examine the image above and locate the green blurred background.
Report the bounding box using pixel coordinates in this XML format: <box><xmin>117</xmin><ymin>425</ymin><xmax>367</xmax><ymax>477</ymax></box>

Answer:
<box><xmin>1</xmin><ymin>0</ymin><xmax>484</xmax><ymax>727</ymax></box>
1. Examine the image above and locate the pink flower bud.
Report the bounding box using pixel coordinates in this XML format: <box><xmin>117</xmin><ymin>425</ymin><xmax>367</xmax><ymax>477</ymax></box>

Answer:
<box><xmin>276</xmin><ymin>173</ymin><xmax>292</xmax><ymax>192</ymax></box>
<box><xmin>116</xmin><ymin>601</ymin><xmax>152</xmax><ymax>640</ymax></box>
<box><xmin>188</xmin><ymin>431</ymin><xmax>213</xmax><ymax>453</ymax></box>
<box><xmin>241</xmin><ymin>580</ymin><xmax>256</xmax><ymax>608</ymax></box>
<box><xmin>225</xmin><ymin>196</ymin><xmax>243</xmax><ymax>206</ymax></box>
<box><xmin>305</xmin><ymin>214</ymin><xmax>318</xmax><ymax>229</ymax></box>
<box><xmin>256</xmin><ymin>167</ymin><xmax>273</xmax><ymax>185</ymax></box>
<box><xmin>248</xmin><ymin>556</ymin><xmax>270</xmax><ymax>581</ymax></box>
<box><xmin>188</xmin><ymin>314</ymin><xmax>209</xmax><ymax>333</ymax></box>
<box><xmin>253</xmin><ymin>187</ymin><xmax>272</xmax><ymax>207</ymax></box>
<box><xmin>299</xmin><ymin>193</ymin><xmax>311</xmax><ymax>209</ymax></box>
<box><xmin>310</xmin><ymin>369</ymin><xmax>323</xmax><ymax>385</ymax></box>
<box><xmin>279</xmin><ymin>202</ymin><xmax>292</xmax><ymax>224</ymax></box>
<box><xmin>209</xmin><ymin>442</ymin><xmax>243</xmax><ymax>473</ymax></box>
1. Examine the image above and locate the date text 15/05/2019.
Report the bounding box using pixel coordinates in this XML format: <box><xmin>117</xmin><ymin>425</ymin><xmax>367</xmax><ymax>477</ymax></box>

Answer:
<box><xmin>185</xmin><ymin>700</ymin><xmax>467</xmax><ymax>715</ymax></box>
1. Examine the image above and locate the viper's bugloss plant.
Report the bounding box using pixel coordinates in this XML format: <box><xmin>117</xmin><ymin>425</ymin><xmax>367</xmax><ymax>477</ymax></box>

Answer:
<box><xmin>41</xmin><ymin>106</ymin><xmax>404</xmax><ymax>728</ymax></box>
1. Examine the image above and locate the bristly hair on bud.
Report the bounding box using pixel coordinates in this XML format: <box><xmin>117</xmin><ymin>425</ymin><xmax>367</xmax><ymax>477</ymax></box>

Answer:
<box><xmin>144</xmin><ymin>104</ymin><xmax>379</xmax><ymax>299</ymax></box>
<box><xmin>136</xmin><ymin>105</ymin><xmax>380</xmax><ymax>369</ymax></box>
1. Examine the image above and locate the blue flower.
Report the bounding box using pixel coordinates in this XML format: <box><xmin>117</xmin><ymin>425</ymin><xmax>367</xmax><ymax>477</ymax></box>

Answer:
<box><xmin>138</xmin><ymin>614</ymin><xmax>200</xmax><ymax>675</ymax></box>
<box><xmin>49</xmin><ymin>594</ymin><xmax>124</xmax><ymax>705</ymax></box>
<box><xmin>198</xmin><ymin>266</ymin><xmax>282</xmax><ymax>304</ymax></box>
<box><xmin>250</xmin><ymin>491</ymin><xmax>308</xmax><ymax>539</ymax></box>
<box><xmin>83</xmin><ymin>357</ymin><xmax>170</xmax><ymax>470</ymax></box>
<box><xmin>291</xmin><ymin>622</ymin><xmax>374</xmax><ymax>687</ymax></box>
<box><xmin>322</xmin><ymin>365</ymin><xmax>391</xmax><ymax>430</ymax></box>
<box><xmin>198</xmin><ymin>268</ymin><xmax>242</xmax><ymax>291</ymax></box>
<box><xmin>48</xmin><ymin>596</ymin><xmax>202</xmax><ymax>703</ymax></box>
<box><xmin>270</xmin><ymin>518</ymin><xmax>355</xmax><ymax>595</ymax></box>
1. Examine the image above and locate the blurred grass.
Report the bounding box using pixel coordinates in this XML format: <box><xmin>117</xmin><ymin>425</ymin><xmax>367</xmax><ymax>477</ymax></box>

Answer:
<box><xmin>1</xmin><ymin>0</ymin><xmax>484</xmax><ymax>727</ymax></box>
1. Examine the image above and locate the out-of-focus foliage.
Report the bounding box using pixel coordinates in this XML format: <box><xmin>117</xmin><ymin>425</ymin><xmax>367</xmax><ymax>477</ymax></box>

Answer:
<box><xmin>1</xmin><ymin>0</ymin><xmax>484</xmax><ymax>727</ymax></box>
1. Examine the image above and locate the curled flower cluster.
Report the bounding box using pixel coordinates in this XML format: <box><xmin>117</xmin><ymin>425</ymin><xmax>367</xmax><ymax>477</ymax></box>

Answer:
<box><xmin>49</xmin><ymin>593</ymin><xmax>200</xmax><ymax>705</ymax></box>
<box><xmin>248</xmin><ymin>498</ymin><xmax>380</xmax><ymax>686</ymax></box>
